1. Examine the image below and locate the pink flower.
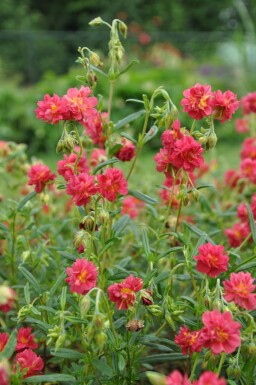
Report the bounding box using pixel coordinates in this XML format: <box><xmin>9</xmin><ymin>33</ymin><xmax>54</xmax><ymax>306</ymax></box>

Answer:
<box><xmin>0</xmin><ymin>286</ymin><xmax>16</xmax><ymax>312</ymax></box>
<box><xmin>240</xmin><ymin>158</ymin><xmax>256</xmax><ymax>183</ymax></box>
<box><xmin>63</xmin><ymin>86</ymin><xmax>98</xmax><ymax>121</ymax></box>
<box><xmin>193</xmin><ymin>371</ymin><xmax>226</xmax><ymax>385</ymax></box>
<box><xmin>159</xmin><ymin>176</ymin><xmax>180</xmax><ymax>208</ymax></box>
<box><xmin>224</xmin><ymin>169</ymin><xmax>242</xmax><ymax>189</ymax></box>
<box><xmin>90</xmin><ymin>148</ymin><xmax>107</xmax><ymax>167</ymax></box>
<box><xmin>57</xmin><ymin>153</ymin><xmax>89</xmax><ymax>181</ymax></box>
<box><xmin>199</xmin><ymin>309</ymin><xmax>241</xmax><ymax>354</ymax></box>
<box><xmin>170</xmin><ymin>135</ymin><xmax>204</xmax><ymax>172</ymax></box>
<box><xmin>0</xmin><ymin>360</ymin><xmax>10</xmax><ymax>385</ymax></box>
<box><xmin>212</xmin><ymin>90</ymin><xmax>239</xmax><ymax>123</ymax></box>
<box><xmin>154</xmin><ymin>148</ymin><xmax>173</xmax><ymax>173</ymax></box>
<box><xmin>223</xmin><ymin>272</ymin><xmax>256</xmax><ymax>310</ymax></box>
<box><xmin>28</xmin><ymin>163</ymin><xmax>56</xmax><ymax>193</ymax></box>
<box><xmin>14</xmin><ymin>349</ymin><xmax>44</xmax><ymax>378</ymax></box>
<box><xmin>235</xmin><ymin>117</ymin><xmax>249</xmax><ymax>133</ymax></box>
<box><xmin>35</xmin><ymin>94</ymin><xmax>68</xmax><ymax>124</ymax></box>
<box><xmin>225</xmin><ymin>222</ymin><xmax>251</xmax><ymax>247</ymax></box>
<box><xmin>116</xmin><ymin>139</ymin><xmax>136</xmax><ymax>162</ymax></box>
<box><xmin>241</xmin><ymin>137</ymin><xmax>256</xmax><ymax>160</ymax></box>
<box><xmin>66</xmin><ymin>258</ymin><xmax>98</xmax><ymax>295</ymax></box>
<box><xmin>181</xmin><ymin>83</ymin><xmax>213</xmax><ymax>120</ymax></box>
<box><xmin>107</xmin><ymin>275</ymin><xmax>143</xmax><ymax>310</ymax></box>
<box><xmin>237</xmin><ymin>194</ymin><xmax>256</xmax><ymax>222</ymax></box>
<box><xmin>161</xmin><ymin>121</ymin><xmax>184</xmax><ymax>151</ymax></box>
<box><xmin>241</xmin><ymin>92</ymin><xmax>256</xmax><ymax>115</ymax></box>
<box><xmin>66</xmin><ymin>172</ymin><xmax>99</xmax><ymax>206</ymax></box>
<box><xmin>166</xmin><ymin>370</ymin><xmax>191</xmax><ymax>385</ymax></box>
<box><xmin>98</xmin><ymin>168</ymin><xmax>128</xmax><ymax>202</ymax></box>
<box><xmin>16</xmin><ymin>327</ymin><xmax>38</xmax><ymax>351</ymax></box>
<box><xmin>194</xmin><ymin>243</ymin><xmax>229</xmax><ymax>278</ymax></box>
<box><xmin>121</xmin><ymin>196</ymin><xmax>145</xmax><ymax>218</ymax></box>
<box><xmin>81</xmin><ymin>110</ymin><xmax>107</xmax><ymax>147</ymax></box>
<box><xmin>0</xmin><ymin>333</ymin><xmax>9</xmax><ymax>352</ymax></box>
<box><xmin>174</xmin><ymin>325</ymin><xmax>202</xmax><ymax>355</ymax></box>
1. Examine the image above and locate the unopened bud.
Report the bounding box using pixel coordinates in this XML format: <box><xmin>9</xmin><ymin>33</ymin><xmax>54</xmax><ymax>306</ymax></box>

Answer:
<box><xmin>206</xmin><ymin>132</ymin><xmax>217</xmax><ymax>150</ymax></box>
<box><xmin>89</xmin><ymin>17</ymin><xmax>103</xmax><ymax>27</ymax></box>
<box><xmin>147</xmin><ymin>305</ymin><xmax>164</xmax><ymax>317</ymax></box>
<box><xmin>89</xmin><ymin>52</ymin><xmax>103</xmax><ymax>67</ymax></box>
<box><xmin>98</xmin><ymin>209</ymin><xmax>110</xmax><ymax>225</ymax></box>
<box><xmin>118</xmin><ymin>21</ymin><xmax>128</xmax><ymax>38</ymax></box>
<box><xmin>79</xmin><ymin>215</ymin><xmax>95</xmax><ymax>232</ymax></box>
<box><xmin>141</xmin><ymin>289</ymin><xmax>153</xmax><ymax>306</ymax></box>
<box><xmin>0</xmin><ymin>359</ymin><xmax>10</xmax><ymax>385</ymax></box>
<box><xmin>126</xmin><ymin>319</ymin><xmax>144</xmax><ymax>332</ymax></box>
<box><xmin>146</xmin><ymin>371</ymin><xmax>167</xmax><ymax>385</ymax></box>
<box><xmin>95</xmin><ymin>332</ymin><xmax>107</xmax><ymax>349</ymax></box>
<box><xmin>73</xmin><ymin>230</ymin><xmax>91</xmax><ymax>249</ymax></box>
<box><xmin>80</xmin><ymin>296</ymin><xmax>91</xmax><ymax>317</ymax></box>
<box><xmin>21</xmin><ymin>251</ymin><xmax>31</xmax><ymax>263</ymax></box>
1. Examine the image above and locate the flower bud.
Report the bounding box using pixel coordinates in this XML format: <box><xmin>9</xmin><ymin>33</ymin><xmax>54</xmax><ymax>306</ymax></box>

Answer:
<box><xmin>141</xmin><ymin>289</ymin><xmax>153</xmax><ymax>306</ymax></box>
<box><xmin>95</xmin><ymin>332</ymin><xmax>107</xmax><ymax>349</ymax></box>
<box><xmin>126</xmin><ymin>319</ymin><xmax>144</xmax><ymax>332</ymax></box>
<box><xmin>146</xmin><ymin>371</ymin><xmax>167</xmax><ymax>385</ymax></box>
<box><xmin>205</xmin><ymin>132</ymin><xmax>218</xmax><ymax>150</ymax></box>
<box><xmin>97</xmin><ymin>209</ymin><xmax>110</xmax><ymax>225</ymax></box>
<box><xmin>80</xmin><ymin>296</ymin><xmax>91</xmax><ymax>317</ymax></box>
<box><xmin>79</xmin><ymin>215</ymin><xmax>95</xmax><ymax>232</ymax></box>
<box><xmin>89</xmin><ymin>17</ymin><xmax>103</xmax><ymax>27</ymax></box>
<box><xmin>21</xmin><ymin>251</ymin><xmax>31</xmax><ymax>263</ymax></box>
<box><xmin>118</xmin><ymin>21</ymin><xmax>128</xmax><ymax>38</ymax></box>
<box><xmin>89</xmin><ymin>51</ymin><xmax>103</xmax><ymax>67</ymax></box>
<box><xmin>73</xmin><ymin>230</ymin><xmax>91</xmax><ymax>249</ymax></box>
<box><xmin>147</xmin><ymin>305</ymin><xmax>164</xmax><ymax>317</ymax></box>
<box><xmin>0</xmin><ymin>359</ymin><xmax>10</xmax><ymax>385</ymax></box>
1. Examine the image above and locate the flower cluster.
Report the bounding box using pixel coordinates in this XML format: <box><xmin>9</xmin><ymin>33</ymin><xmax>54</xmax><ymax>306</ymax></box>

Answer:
<box><xmin>181</xmin><ymin>83</ymin><xmax>239</xmax><ymax>123</ymax></box>
<box><xmin>175</xmin><ymin>309</ymin><xmax>241</xmax><ymax>356</ymax></box>
<box><xmin>164</xmin><ymin>370</ymin><xmax>226</xmax><ymax>385</ymax></box>
<box><xmin>28</xmin><ymin>163</ymin><xmax>56</xmax><ymax>193</ymax></box>
<box><xmin>154</xmin><ymin>119</ymin><xmax>204</xmax><ymax>175</ymax></box>
<box><xmin>0</xmin><ymin>328</ymin><xmax>43</xmax><ymax>379</ymax></box>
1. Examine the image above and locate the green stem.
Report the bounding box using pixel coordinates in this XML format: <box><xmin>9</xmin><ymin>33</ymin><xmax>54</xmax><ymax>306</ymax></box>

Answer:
<box><xmin>189</xmin><ymin>353</ymin><xmax>199</xmax><ymax>381</ymax></box>
<box><xmin>108</xmin><ymin>80</ymin><xmax>115</xmax><ymax>119</ymax></box>
<box><xmin>126</xmin><ymin>110</ymin><xmax>150</xmax><ymax>181</ymax></box>
<box><xmin>10</xmin><ymin>212</ymin><xmax>17</xmax><ymax>283</ymax></box>
<box><xmin>217</xmin><ymin>352</ymin><xmax>226</xmax><ymax>376</ymax></box>
<box><xmin>174</xmin><ymin>197</ymin><xmax>183</xmax><ymax>233</ymax></box>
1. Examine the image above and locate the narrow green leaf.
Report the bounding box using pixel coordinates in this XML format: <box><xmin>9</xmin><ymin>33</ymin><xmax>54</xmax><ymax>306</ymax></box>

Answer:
<box><xmin>112</xmin><ymin>215</ymin><xmax>130</xmax><ymax>236</ymax></box>
<box><xmin>232</xmin><ymin>254</ymin><xmax>256</xmax><ymax>272</ymax></box>
<box><xmin>25</xmin><ymin>374</ymin><xmax>76</xmax><ymax>383</ymax></box>
<box><xmin>126</xmin><ymin>98</ymin><xmax>144</xmax><ymax>105</ymax></box>
<box><xmin>92</xmin><ymin>157</ymin><xmax>119</xmax><ymax>174</ymax></box>
<box><xmin>120</xmin><ymin>132</ymin><xmax>137</xmax><ymax>144</ymax></box>
<box><xmin>49</xmin><ymin>270</ymin><xmax>66</xmax><ymax>296</ymax></box>
<box><xmin>157</xmin><ymin>247</ymin><xmax>183</xmax><ymax>260</ymax></box>
<box><xmin>246</xmin><ymin>203</ymin><xmax>256</xmax><ymax>243</ymax></box>
<box><xmin>24</xmin><ymin>282</ymin><xmax>30</xmax><ymax>304</ymax></box>
<box><xmin>17</xmin><ymin>191</ymin><xmax>37</xmax><ymax>210</ymax></box>
<box><xmin>187</xmin><ymin>184</ymin><xmax>215</xmax><ymax>193</ymax></box>
<box><xmin>141</xmin><ymin>228</ymin><xmax>151</xmax><ymax>257</ymax></box>
<box><xmin>24</xmin><ymin>317</ymin><xmax>51</xmax><ymax>333</ymax></box>
<box><xmin>56</xmin><ymin>184</ymin><xmax>66</xmax><ymax>189</ymax></box>
<box><xmin>114</xmin><ymin>110</ymin><xmax>145</xmax><ymax>130</ymax></box>
<box><xmin>92</xmin><ymin>358</ymin><xmax>113</xmax><ymax>377</ymax></box>
<box><xmin>58</xmin><ymin>251</ymin><xmax>77</xmax><ymax>261</ymax></box>
<box><xmin>18</xmin><ymin>266</ymin><xmax>41</xmax><ymax>293</ymax></box>
<box><xmin>90</xmin><ymin>64</ymin><xmax>108</xmax><ymax>78</ymax></box>
<box><xmin>183</xmin><ymin>222</ymin><xmax>215</xmax><ymax>244</ymax></box>
<box><xmin>0</xmin><ymin>223</ymin><xmax>9</xmax><ymax>233</ymax></box>
<box><xmin>50</xmin><ymin>348</ymin><xmax>84</xmax><ymax>359</ymax></box>
<box><xmin>118</xmin><ymin>59</ymin><xmax>139</xmax><ymax>76</ymax></box>
<box><xmin>140</xmin><ymin>353</ymin><xmax>188</xmax><ymax>364</ymax></box>
<box><xmin>128</xmin><ymin>189</ymin><xmax>158</xmax><ymax>204</ymax></box>
<box><xmin>1</xmin><ymin>330</ymin><xmax>17</xmax><ymax>359</ymax></box>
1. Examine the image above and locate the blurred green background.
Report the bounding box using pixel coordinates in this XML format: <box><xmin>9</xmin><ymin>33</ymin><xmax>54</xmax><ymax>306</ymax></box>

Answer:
<box><xmin>0</xmin><ymin>0</ymin><xmax>255</xmax><ymax>165</ymax></box>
